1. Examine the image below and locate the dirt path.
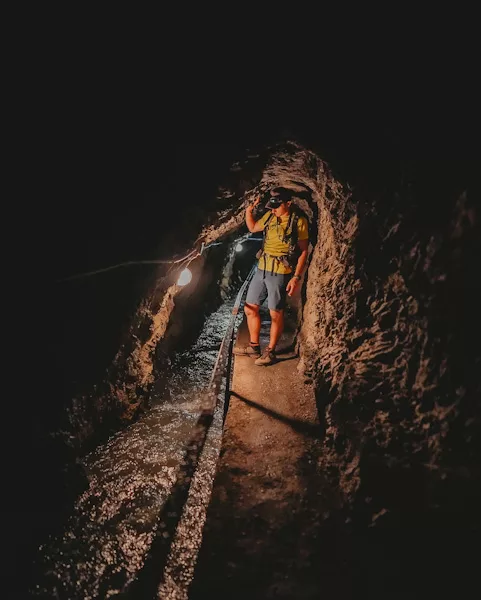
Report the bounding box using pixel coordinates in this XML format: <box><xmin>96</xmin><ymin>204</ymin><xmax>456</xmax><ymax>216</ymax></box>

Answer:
<box><xmin>190</xmin><ymin>300</ymin><xmax>345</xmax><ymax>599</ymax></box>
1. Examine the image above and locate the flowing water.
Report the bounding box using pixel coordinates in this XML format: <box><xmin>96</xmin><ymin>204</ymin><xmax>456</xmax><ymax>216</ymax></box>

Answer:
<box><xmin>32</xmin><ymin>294</ymin><xmax>239</xmax><ymax>599</ymax></box>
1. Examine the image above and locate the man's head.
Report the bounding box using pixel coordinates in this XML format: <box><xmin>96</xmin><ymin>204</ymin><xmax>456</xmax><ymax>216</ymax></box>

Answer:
<box><xmin>265</xmin><ymin>188</ymin><xmax>292</xmax><ymax>216</ymax></box>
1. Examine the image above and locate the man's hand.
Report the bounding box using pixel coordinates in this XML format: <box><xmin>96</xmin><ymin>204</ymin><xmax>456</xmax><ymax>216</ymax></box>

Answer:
<box><xmin>286</xmin><ymin>276</ymin><xmax>300</xmax><ymax>296</ymax></box>
<box><xmin>246</xmin><ymin>196</ymin><xmax>262</xmax><ymax>232</ymax></box>
<box><xmin>247</xmin><ymin>196</ymin><xmax>261</xmax><ymax>213</ymax></box>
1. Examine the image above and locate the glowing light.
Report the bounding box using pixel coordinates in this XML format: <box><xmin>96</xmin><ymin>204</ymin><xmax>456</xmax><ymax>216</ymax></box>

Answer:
<box><xmin>235</xmin><ymin>243</ymin><xmax>243</xmax><ymax>252</ymax></box>
<box><xmin>177</xmin><ymin>268</ymin><xmax>192</xmax><ymax>286</ymax></box>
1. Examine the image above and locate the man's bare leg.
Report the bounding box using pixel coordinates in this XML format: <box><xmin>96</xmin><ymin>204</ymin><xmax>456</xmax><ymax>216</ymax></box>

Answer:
<box><xmin>245</xmin><ymin>303</ymin><xmax>261</xmax><ymax>345</ymax></box>
<box><xmin>268</xmin><ymin>309</ymin><xmax>284</xmax><ymax>349</ymax></box>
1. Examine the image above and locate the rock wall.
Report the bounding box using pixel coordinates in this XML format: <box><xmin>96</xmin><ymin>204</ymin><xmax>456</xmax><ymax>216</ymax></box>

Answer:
<box><xmin>25</xmin><ymin>141</ymin><xmax>477</xmax><ymax>595</ymax></box>
<box><xmin>301</xmin><ymin>162</ymin><xmax>480</xmax><ymax>511</ymax></box>
<box><xmin>222</xmin><ymin>143</ymin><xmax>479</xmax><ymax>522</ymax></box>
<box><xmin>57</xmin><ymin>143</ymin><xmax>479</xmax><ymax>525</ymax></box>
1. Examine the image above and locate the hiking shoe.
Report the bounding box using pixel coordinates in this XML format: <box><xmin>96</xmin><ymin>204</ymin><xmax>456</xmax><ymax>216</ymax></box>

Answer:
<box><xmin>233</xmin><ymin>343</ymin><xmax>261</xmax><ymax>358</ymax></box>
<box><xmin>255</xmin><ymin>347</ymin><xmax>277</xmax><ymax>366</ymax></box>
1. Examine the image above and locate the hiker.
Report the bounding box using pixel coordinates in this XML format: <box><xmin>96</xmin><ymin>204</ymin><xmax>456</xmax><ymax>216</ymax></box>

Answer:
<box><xmin>234</xmin><ymin>189</ymin><xmax>309</xmax><ymax>366</ymax></box>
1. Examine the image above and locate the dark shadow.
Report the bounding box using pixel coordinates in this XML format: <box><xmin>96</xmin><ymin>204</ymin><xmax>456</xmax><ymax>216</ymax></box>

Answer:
<box><xmin>275</xmin><ymin>341</ymin><xmax>297</xmax><ymax>354</ymax></box>
<box><xmin>273</xmin><ymin>354</ymin><xmax>297</xmax><ymax>364</ymax></box>
<box><xmin>230</xmin><ymin>391</ymin><xmax>321</xmax><ymax>439</ymax></box>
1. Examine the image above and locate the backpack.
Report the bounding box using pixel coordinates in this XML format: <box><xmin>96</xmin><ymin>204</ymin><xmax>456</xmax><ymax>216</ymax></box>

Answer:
<box><xmin>256</xmin><ymin>209</ymin><xmax>302</xmax><ymax>271</ymax></box>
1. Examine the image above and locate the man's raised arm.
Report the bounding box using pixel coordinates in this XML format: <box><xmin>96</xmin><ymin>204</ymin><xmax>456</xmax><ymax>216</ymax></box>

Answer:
<box><xmin>246</xmin><ymin>197</ymin><xmax>265</xmax><ymax>233</ymax></box>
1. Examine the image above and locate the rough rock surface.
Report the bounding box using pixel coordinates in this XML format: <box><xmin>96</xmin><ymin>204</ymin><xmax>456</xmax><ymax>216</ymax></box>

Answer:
<box><xmin>79</xmin><ymin>143</ymin><xmax>480</xmax><ymax>592</ymax></box>
<box><xmin>22</xmin><ymin>141</ymin><xmax>479</xmax><ymax>597</ymax></box>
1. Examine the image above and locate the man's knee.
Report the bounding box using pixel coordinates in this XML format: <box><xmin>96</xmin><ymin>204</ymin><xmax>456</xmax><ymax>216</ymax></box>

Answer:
<box><xmin>269</xmin><ymin>308</ymin><xmax>284</xmax><ymax>322</ymax></box>
<box><xmin>245</xmin><ymin>303</ymin><xmax>260</xmax><ymax>317</ymax></box>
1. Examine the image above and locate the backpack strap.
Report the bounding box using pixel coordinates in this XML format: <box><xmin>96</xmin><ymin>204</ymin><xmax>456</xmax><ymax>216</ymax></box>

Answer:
<box><xmin>261</xmin><ymin>212</ymin><xmax>274</xmax><ymax>252</ymax></box>
<box><xmin>259</xmin><ymin>210</ymin><xmax>300</xmax><ymax>255</ymax></box>
<box><xmin>288</xmin><ymin>211</ymin><xmax>299</xmax><ymax>247</ymax></box>
<box><xmin>257</xmin><ymin>211</ymin><xmax>301</xmax><ymax>275</ymax></box>
<box><xmin>256</xmin><ymin>212</ymin><xmax>274</xmax><ymax>277</ymax></box>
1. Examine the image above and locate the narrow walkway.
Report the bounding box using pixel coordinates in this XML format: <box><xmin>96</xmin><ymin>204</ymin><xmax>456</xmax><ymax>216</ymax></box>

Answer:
<box><xmin>190</xmin><ymin>298</ymin><xmax>334</xmax><ymax>599</ymax></box>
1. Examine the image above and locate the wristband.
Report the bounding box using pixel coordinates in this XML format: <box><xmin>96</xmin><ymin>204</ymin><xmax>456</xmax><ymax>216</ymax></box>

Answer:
<box><xmin>293</xmin><ymin>274</ymin><xmax>301</xmax><ymax>281</ymax></box>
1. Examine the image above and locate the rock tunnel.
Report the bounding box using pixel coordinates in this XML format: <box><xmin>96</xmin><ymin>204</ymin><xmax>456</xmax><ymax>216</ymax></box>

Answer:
<box><xmin>12</xmin><ymin>140</ymin><xmax>480</xmax><ymax>598</ymax></box>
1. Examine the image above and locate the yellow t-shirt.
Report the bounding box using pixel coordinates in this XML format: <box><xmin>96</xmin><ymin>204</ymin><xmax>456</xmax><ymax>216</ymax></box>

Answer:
<box><xmin>256</xmin><ymin>211</ymin><xmax>309</xmax><ymax>274</ymax></box>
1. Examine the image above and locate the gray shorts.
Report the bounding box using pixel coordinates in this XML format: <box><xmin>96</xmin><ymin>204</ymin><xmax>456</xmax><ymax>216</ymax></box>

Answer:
<box><xmin>245</xmin><ymin>268</ymin><xmax>290</xmax><ymax>310</ymax></box>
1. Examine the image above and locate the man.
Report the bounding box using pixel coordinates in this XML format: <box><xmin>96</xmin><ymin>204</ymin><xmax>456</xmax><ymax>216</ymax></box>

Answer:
<box><xmin>234</xmin><ymin>189</ymin><xmax>309</xmax><ymax>366</ymax></box>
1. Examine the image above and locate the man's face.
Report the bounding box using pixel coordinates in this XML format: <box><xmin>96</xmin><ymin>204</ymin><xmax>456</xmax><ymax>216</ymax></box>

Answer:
<box><xmin>270</xmin><ymin>201</ymin><xmax>289</xmax><ymax>217</ymax></box>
